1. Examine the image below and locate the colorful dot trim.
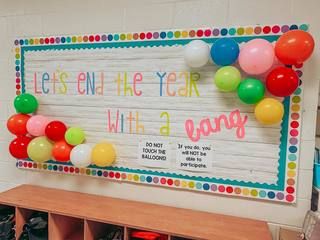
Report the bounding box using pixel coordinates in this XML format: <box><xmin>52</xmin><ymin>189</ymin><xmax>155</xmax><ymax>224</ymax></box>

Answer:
<box><xmin>14</xmin><ymin>23</ymin><xmax>306</xmax><ymax>203</ymax></box>
<box><xmin>280</xmin><ymin>65</ymin><xmax>302</xmax><ymax>203</ymax></box>
<box><xmin>16</xmin><ymin>157</ymin><xmax>297</xmax><ymax>202</ymax></box>
<box><xmin>14</xmin><ymin>24</ymin><xmax>308</xmax><ymax>47</ymax></box>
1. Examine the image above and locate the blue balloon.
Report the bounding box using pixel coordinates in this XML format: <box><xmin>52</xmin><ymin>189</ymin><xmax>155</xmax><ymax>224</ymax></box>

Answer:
<box><xmin>210</xmin><ymin>38</ymin><xmax>240</xmax><ymax>66</ymax></box>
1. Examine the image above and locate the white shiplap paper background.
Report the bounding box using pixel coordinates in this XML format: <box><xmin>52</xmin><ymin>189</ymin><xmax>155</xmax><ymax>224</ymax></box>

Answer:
<box><xmin>23</xmin><ymin>45</ymin><xmax>281</xmax><ymax>185</ymax></box>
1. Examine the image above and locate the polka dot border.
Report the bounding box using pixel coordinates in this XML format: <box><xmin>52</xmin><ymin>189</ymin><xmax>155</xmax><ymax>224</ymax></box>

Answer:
<box><xmin>282</xmin><ymin>65</ymin><xmax>303</xmax><ymax>202</ymax></box>
<box><xmin>14</xmin><ymin>24</ymin><xmax>306</xmax><ymax>203</ymax></box>
<box><xmin>14</xmin><ymin>24</ymin><xmax>309</xmax><ymax>46</ymax></box>
<box><xmin>17</xmin><ymin>158</ymin><xmax>298</xmax><ymax>202</ymax></box>
<box><xmin>15</xmin><ymin>47</ymin><xmax>22</xmax><ymax>94</ymax></box>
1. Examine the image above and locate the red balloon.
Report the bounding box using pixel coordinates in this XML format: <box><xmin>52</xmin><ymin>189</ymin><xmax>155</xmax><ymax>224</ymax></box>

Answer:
<box><xmin>9</xmin><ymin>136</ymin><xmax>32</xmax><ymax>159</ymax></box>
<box><xmin>266</xmin><ymin>67</ymin><xmax>299</xmax><ymax>97</ymax></box>
<box><xmin>7</xmin><ymin>114</ymin><xmax>31</xmax><ymax>135</ymax></box>
<box><xmin>275</xmin><ymin>30</ymin><xmax>315</xmax><ymax>65</ymax></box>
<box><xmin>45</xmin><ymin>121</ymin><xmax>67</xmax><ymax>141</ymax></box>
<box><xmin>52</xmin><ymin>140</ymin><xmax>73</xmax><ymax>162</ymax></box>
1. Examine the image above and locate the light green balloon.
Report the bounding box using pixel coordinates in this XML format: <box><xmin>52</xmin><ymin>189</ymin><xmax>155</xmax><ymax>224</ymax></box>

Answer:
<box><xmin>27</xmin><ymin>136</ymin><xmax>53</xmax><ymax>163</ymax></box>
<box><xmin>214</xmin><ymin>66</ymin><xmax>241</xmax><ymax>92</ymax></box>
<box><xmin>65</xmin><ymin>127</ymin><xmax>85</xmax><ymax>146</ymax></box>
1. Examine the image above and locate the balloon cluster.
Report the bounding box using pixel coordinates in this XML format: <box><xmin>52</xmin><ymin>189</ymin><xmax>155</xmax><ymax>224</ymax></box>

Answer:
<box><xmin>7</xmin><ymin>93</ymin><xmax>116</xmax><ymax>168</ymax></box>
<box><xmin>184</xmin><ymin>30</ymin><xmax>314</xmax><ymax>125</ymax></box>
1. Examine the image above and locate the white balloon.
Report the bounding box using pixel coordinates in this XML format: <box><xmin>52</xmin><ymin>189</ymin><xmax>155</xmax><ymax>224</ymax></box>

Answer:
<box><xmin>70</xmin><ymin>144</ymin><xmax>92</xmax><ymax>168</ymax></box>
<box><xmin>184</xmin><ymin>40</ymin><xmax>210</xmax><ymax>68</ymax></box>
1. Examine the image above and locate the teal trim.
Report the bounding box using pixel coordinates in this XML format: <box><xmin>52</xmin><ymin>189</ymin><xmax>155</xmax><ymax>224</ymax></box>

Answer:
<box><xmin>277</xmin><ymin>97</ymin><xmax>290</xmax><ymax>190</ymax></box>
<box><xmin>20</xmin><ymin>34</ymin><xmax>289</xmax><ymax>191</ymax></box>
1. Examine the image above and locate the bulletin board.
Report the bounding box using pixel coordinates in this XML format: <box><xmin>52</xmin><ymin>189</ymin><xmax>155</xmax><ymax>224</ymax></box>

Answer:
<box><xmin>14</xmin><ymin>23</ymin><xmax>307</xmax><ymax>203</ymax></box>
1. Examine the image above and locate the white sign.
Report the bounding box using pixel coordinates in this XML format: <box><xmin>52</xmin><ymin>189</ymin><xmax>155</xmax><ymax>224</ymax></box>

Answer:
<box><xmin>138</xmin><ymin>140</ymin><xmax>171</xmax><ymax>168</ymax></box>
<box><xmin>176</xmin><ymin>143</ymin><xmax>213</xmax><ymax>172</ymax></box>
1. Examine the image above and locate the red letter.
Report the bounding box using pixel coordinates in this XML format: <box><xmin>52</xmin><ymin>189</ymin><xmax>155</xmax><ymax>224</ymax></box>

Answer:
<box><xmin>77</xmin><ymin>72</ymin><xmax>86</xmax><ymax>95</ymax></box>
<box><xmin>107</xmin><ymin>110</ymin><xmax>119</xmax><ymax>133</ymax></box>
<box><xmin>133</xmin><ymin>73</ymin><xmax>142</xmax><ymax>96</ymax></box>
<box><xmin>185</xmin><ymin>119</ymin><xmax>201</xmax><ymax>142</ymax></box>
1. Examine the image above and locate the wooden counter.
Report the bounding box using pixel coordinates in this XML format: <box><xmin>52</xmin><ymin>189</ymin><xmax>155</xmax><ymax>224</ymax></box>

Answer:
<box><xmin>0</xmin><ymin>185</ymin><xmax>272</xmax><ymax>240</ymax></box>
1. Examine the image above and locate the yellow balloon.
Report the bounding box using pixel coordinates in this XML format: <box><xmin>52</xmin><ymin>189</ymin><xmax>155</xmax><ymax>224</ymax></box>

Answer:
<box><xmin>255</xmin><ymin>98</ymin><xmax>284</xmax><ymax>125</ymax></box>
<box><xmin>92</xmin><ymin>142</ymin><xmax>116</xmax><ymax>167</ymax></box>
<box><xmin>27</xmin><ymin>136</ymin><xmax>53</xmax><ymax>163</ymax></box>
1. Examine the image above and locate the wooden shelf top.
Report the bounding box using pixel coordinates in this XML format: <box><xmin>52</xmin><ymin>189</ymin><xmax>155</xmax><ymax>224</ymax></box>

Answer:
<box><xmin>0</xmin><ymin>185</ymin><xmax>271</xmax><ymax>240</ymax></box>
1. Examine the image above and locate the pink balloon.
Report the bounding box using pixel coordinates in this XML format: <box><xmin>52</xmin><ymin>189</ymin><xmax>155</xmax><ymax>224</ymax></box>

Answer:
<box><xmin>239</xmin><ymin>39</ymin><xmax>275</xmax><ymax>75</ymax></box>
<box><xmin>259</xmin><ymin>56</ymin><xmax>284</xmax><ymax>81</ymax></box>
<box><xmin>26</xmin><ymin>115</ymin><xmax>49</xmax><ymax>136</ymax></box>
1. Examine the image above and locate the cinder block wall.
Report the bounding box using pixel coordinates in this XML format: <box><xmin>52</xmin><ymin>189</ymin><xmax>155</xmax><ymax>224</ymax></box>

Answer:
<box><xmin>0</xmin><ymin>1</ymin><xmax>319</xmax><ymax>239</ymax></box>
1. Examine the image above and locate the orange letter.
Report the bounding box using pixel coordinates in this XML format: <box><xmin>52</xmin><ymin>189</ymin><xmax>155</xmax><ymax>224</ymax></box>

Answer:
<box><xmin>166</xmin><ymin>73</ymin><xmax>176</xmax><ymax>96</ymax></box>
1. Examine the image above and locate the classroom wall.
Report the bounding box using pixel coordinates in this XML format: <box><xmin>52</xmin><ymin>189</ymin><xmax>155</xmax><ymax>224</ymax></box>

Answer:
<box><xmin>0</xmin><ymin>0</ymin><xmax>319</xmax><ymax>239</ymax></box>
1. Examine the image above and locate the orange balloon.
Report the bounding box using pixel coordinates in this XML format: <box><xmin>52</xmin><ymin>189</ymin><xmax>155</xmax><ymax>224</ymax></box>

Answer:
<box><xmin>52</xmin><ymin>140</ymin><xmax>73</xmax><ymax>162</ymax></box>
<box><xmin>7</xmin><ymin>114</ymin><xmax>31</xmax><ymax>135</ymax></box>
<box><xmin>275</xmin><ymin>30</ymin><xmax>314</xmax><ymax>65</ymax></box>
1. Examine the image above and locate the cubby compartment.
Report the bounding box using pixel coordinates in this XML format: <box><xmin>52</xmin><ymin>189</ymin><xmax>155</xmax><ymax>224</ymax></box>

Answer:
<box><xmin>170</xmin><ymin>237</ymin><xmax>193</xmax><ymax>240</ymax></box>
<box><xmin>0</xmin><ymin>185</ymin><xmax>272</xmax><ymax>240</ymax></box>
<box><xmin>128</xmin><ymin>228</ymin><xmax>169</xmax><ymax>240</ymax></box>
<box><xmin>0</xmin><ymin>205</ymin><xmax>15</xmax><ymax>239</ymax></box>
<box><xmin>84</xmin><ymin>220</ymin><xmax>125</xmax><ymax>240</ymax></box>
<box><xmin>49</xmin><ymin>213</ymin><xmax>84</xmax><ymax>240</ymax></box>
<box><xmin>16</xmin><ymin>207</ymin><xmax>48</xmax><ymax>239</ymax></box>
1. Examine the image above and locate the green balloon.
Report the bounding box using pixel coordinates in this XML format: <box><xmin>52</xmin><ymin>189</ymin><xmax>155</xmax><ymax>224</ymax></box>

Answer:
<box><xmin>14</xmin><ymin>93</ymin><xmax>38</xmax><ymax>114</ymax></box>
<box><xmin>214</xmin><ymin>66</ymin><xmax>241</xmax><ymax>92</ymax></box>
<box><xmin>237</xmin><ymin>78</ymin><xmax>265</xmax><ymax>104</ymax></box>
<box><xmin>65</xmin><ymin>127</ymin><xmax>85</xmax><ymax>146</ymax></box>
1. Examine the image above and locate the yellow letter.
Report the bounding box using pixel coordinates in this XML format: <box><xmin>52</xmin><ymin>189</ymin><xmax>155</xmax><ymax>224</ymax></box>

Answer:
<box><xmin>126</xmin><ymin>112</ymin><xmax>135</xmax><ymax>134</ymax></box>
<box><xmin>135</xmin><ymin>112</ymin><xmax>145</xmax><ymax>134</ymax></box>
<box><xmin>59</xmin><ymin>71</ymin><xmax>68</xmax><ymax>94</ymax></box>
<box><xmin>124</xmin><ymin>72</ymin><xmax>133</xmax><ymax>96</ymax></box>
<box><xmin>160</xmin><ymin>112</ymin><xmax>170</xmax><ymax>136</ymax></box>
<box><xmin>189</xmin><ymin>72</ymin><xmax>200</xmax><ymax>97</ymax></box>
<box><xmin>178</xmin><ymin>72</ymin><xmax>188</xmax><ymax>97</ymax></box>
<box><xmin>115</xmin><ymin>73</ymin><xmax>121</xmax><ymax>96</ymax></box>
<box><xmin>96</xmin><ymin>72</ymin><xmax>104</xmax><ymax>95</ymax></box>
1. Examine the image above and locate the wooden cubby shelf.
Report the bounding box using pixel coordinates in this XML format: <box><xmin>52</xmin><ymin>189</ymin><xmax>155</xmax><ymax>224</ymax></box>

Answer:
<box><xmin>15</xmin><ymin>207</ymin><xmax>48</xmax><ymax>238</ymax></box>
<box><xmin>49</xmin><ymin>213</ymin><xmax>84</xmax><ymax>240</ymax></box>
<box><xmin>0</xmin><ymin>185</ymin><xmax>271</xmax><ymax>240</ymax></box>
<box><xmin>85</xmin><ymin>220</ymin><xmax>124</xmax><ymax>240</ymax></box>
